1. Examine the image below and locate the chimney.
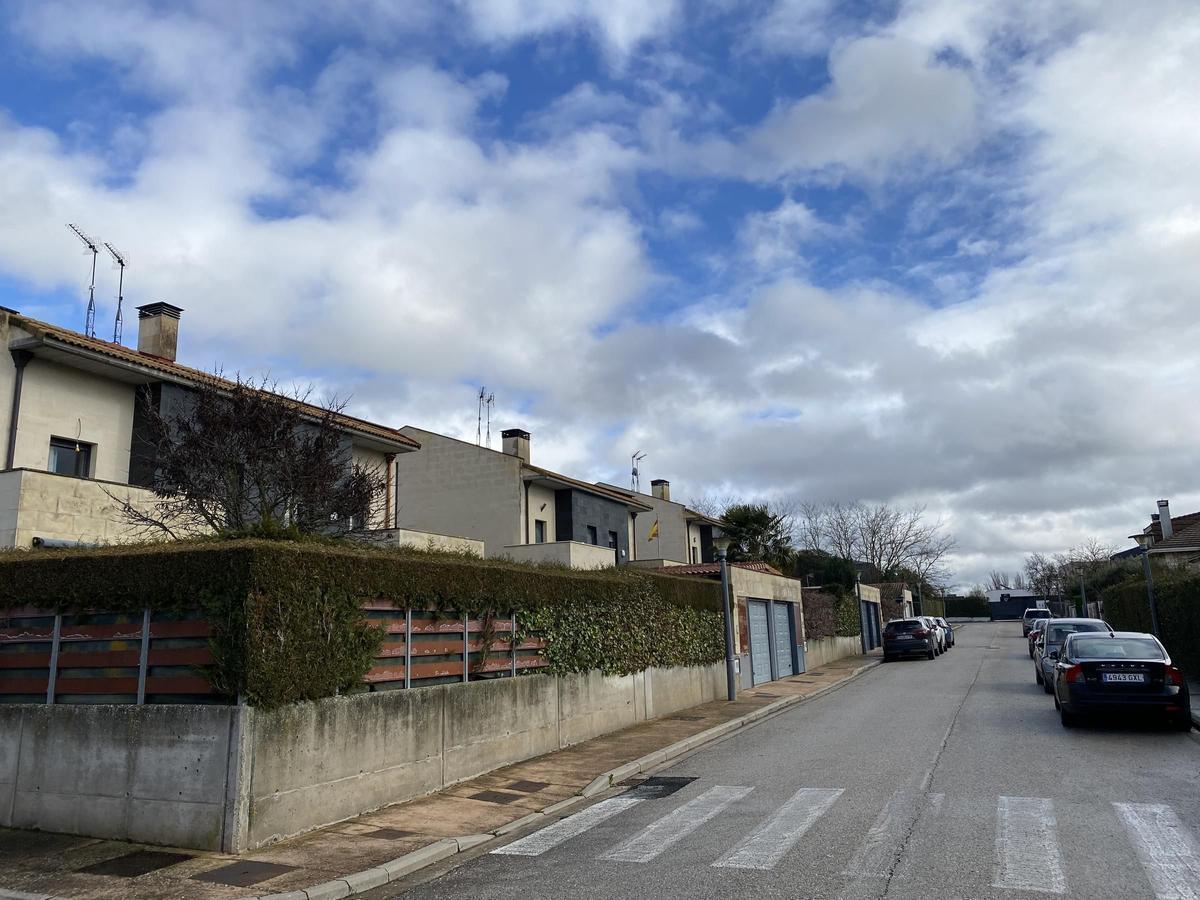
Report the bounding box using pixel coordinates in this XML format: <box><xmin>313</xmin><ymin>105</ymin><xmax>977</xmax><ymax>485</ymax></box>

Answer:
<box><xmin>501</xmin><ymin>428</ymin><xmax>531</xmax><ymax>464</ymax></box>
<box><xmin>651</xmin><ymin>479</ymin><xmax>671</xmax><ymax>501</ymax></box>
<box><xmin>136</xmin><ymin>302</ymin><xmax>183</xmax><ymax>362</ymax></box>
<box><xmin>1157</xmin><ymin>499</ymin><xmax>1173</xmax><ymax>540</ymax></box>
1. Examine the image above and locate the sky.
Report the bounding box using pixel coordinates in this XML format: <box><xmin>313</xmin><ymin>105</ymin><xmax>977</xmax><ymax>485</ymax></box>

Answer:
<box><xmin>1</xmin><ymin>0</ymin><xmax>1198</xmax><ymax>589</ymax></box>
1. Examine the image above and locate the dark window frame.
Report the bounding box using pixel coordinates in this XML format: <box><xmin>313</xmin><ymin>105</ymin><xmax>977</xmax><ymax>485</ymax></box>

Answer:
<box><xmin>534</xmin><ymin>519</ymin><xmax>547</xmax><ymax>544</ymax></box>
<box><xmin>586</xmin><ymin>525</ymin><xmax>598</xmax><ymax>545</ymax></box>
<box><xmin>48</xmin><ymin>436</ymin><xmax>94</xmax><ymax>478</ymax></box>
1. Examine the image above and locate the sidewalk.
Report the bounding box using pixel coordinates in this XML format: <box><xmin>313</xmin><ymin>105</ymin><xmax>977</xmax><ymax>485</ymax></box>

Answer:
<box><xmin>0</xmin><ymin>653</ymin><xmax>881</xmax><ymax>900</ymax></box>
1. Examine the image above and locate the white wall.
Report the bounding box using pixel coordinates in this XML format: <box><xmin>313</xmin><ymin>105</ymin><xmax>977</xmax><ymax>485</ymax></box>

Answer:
<box><xmin>501</xmin><ymin>540</ymin><xmax>617</xmax><ymax>570</ymax></box>
<box><xmin>11</xmin><ymin>357</ymin><xmax>136</xmax><ymax>483</ymax></box>
<box><xmin>526</xmin><ymin>482</ymin><xmax>557</xmax><ymax>543</ymax></box>
<box><xmin>395</xmin><ymin>428</ymin><xmax>523</xmax><ymax>557</ymax></box>
<box><xmin>350</xmin><ymin>444</ymin><xmax>392</xmax><ymax>529</ymax></box>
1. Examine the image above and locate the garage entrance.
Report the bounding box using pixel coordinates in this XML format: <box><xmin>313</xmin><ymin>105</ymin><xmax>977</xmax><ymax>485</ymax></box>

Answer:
<box><xmin>747</xmin><ymin>598</ymin><xmax>799</xmax><ymax>685</ymax></box>
<box><xmin>772</xmin><ymin>603</ymin><xmax>794</xmax><ymax>677</ymax></box>
<box><xmin>748</xmin><ymin>600</ymin><xmax>772</xmax><ymax>685</ymax></box>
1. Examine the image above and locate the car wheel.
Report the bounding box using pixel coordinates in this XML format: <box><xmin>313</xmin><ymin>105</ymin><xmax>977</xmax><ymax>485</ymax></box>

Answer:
<box><xmin>1053</xmin><ymin>692</ymin><xmax>1060</xmax><ymax>710</ymax></box>
<box><xmin>1035</xmin><ymin>669</ymin><xmax>1043</xmax><ymax>685</ymax></box>
<box><xmin>927</xmin><ymin>646</ymin><xmax>936</xmax><ymax>660</ymax></box>
<box><xmin>1172</xmin><ymin>715</ymin><xmax>1193</xmax><ymax>733</ymax></box>
<box><xmin>1060</xmin><ymin>707</ymin><xmax>1077</xmax><ymax>728</ymax></box>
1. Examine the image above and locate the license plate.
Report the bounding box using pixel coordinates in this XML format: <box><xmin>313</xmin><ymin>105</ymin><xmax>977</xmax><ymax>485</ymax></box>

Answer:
<box><xmin>894</xmin><ymin>635</ymin><xmax>911</xmax><ymax>640</ymax></box>
<box><xmin>1102</xmin><ymin>673</ymin><xmax>1145</xmax><ymax>683</ymax></box>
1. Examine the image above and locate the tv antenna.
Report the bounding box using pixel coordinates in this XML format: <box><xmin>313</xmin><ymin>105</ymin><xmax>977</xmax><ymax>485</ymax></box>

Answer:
<box><xmin>103</xmin><ymin>242</ymin><xmax>127</xmax><ymax>343</ymax></box>
<box><xmin>484</xmin><ymin>391</ymin><xmax>495</xmax><ymax>447</ymax></box>
<box><xmin>631</xmin><ymin>450</ymin><xmax>647</xmax><ymax>492</ymax></box>
<box><xmin>66</xmin><ymin>224</ymin><xmax>100</xmax><ymax>338</ymax></box>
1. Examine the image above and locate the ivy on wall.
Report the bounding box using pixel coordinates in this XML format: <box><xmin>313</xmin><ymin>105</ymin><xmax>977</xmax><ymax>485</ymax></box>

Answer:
<box><xmin>0</xmin><ymin>539</ymin><xmax>724</xmax><ymax>707</ymax></box>
<box><xmin>801</xmin><ymin>587</ymin><xmax>860</xmax><ymax>639</ymax></box>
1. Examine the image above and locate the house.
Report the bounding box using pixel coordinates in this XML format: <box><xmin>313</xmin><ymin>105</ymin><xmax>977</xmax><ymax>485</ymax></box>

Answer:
<box><xmin>1128</xmin><ymin>499</ymin><xmax>1200</xmax><ymax>569</ymax></box>
<box><xmin>0</xmin><ymin>305</ymin><xmax>422</xmax><ymax>548</ymax></box>
<box><xmin>393</xmin><ymin>427</ymin><xmax>652</xmax><ymax>569</ymax></box>
<box><xmin>596</xmin><ymin>478</ymin><xmax>725</xmax><ymax>565</ymax></box>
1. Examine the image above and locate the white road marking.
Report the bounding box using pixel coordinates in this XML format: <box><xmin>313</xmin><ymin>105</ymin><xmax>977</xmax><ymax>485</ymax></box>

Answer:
<box><xmin>1116</xmin><ymin>802</ymin><xmax>1200</xmax><ymax>900</ymax></box>
<box><xmin>491</xmin><ymin>797</ymin><xmax>643</xmax><ymax>856</ymax></box>
<box><xmin>992</xmin><ymin>796</ymin><xmax>1066</xmax><ymax>894</ymax></box>
<box><xmin>602</xmin><ymin>785</ymin><xmax>754</xmax><ymax>863</ymax></box>
<box><xmin>713</xmin><ymin>787</ymin><xmax>844</xmax><ymax>870</ymax></box>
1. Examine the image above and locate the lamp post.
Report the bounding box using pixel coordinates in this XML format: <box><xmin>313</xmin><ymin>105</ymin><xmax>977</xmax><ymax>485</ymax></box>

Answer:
<box><xmin>714</xmin><ymin>536</ymin><xmax>737</xmax><ymax>701</ymax></box>
<box><xmin>1140</xmin><ymin>548</ymin><xmax>1161</xmax><ymax>638</ymax></box>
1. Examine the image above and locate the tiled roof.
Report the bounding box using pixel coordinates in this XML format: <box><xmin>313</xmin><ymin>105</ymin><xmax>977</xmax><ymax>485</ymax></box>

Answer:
<box><xmin>1150</xmin><ymin>520</ymin><xmax>1200</xmax><ymax>552</ymax></box>
<box><xmin>665</xmin><ymin>560</ymin><xmax>785</xmax><ymax>577</ymax></box>
<box><xmin>1134</xmin><ymin>511</ymin><xmax>1200</xmax><ymax>542</ymax></box>
<box><xmin>9</xmin><ymin>311</ymin><xmax>419</xmax><ymax>450</ymax></box>
<box><xmin>524</xmin><ymin>464</ymin><xmax>653</xmax><ymax>510</ymax></box>
<box><xmin>867</xmin><ymin>581</ymin><xmax>910</xmax><ymax>599</ymax></box>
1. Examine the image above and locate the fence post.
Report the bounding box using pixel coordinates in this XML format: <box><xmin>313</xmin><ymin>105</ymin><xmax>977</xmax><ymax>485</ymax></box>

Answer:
<box><xmin>511</xmin><ymin>612</ymin><xmax>517</xmax><ymax>678</ymax></box>
<box><xmin>136</xmin><ymin>608</ymin><xmax>151</xmax><ymax>705</ymax></box>
<box><xmin>45</xmin><ymin>613</ymin><xmax>62</xmax><ymax>705</ymax></box>
<box><xmin>462</xmin><ymin>615</ymin><xmax>470</xmax><ymax>683</ymax></box>
<box><xmin>404</xmin><ymin>609</ymin><xmax>412</xmax><ymax>690</ymax></box>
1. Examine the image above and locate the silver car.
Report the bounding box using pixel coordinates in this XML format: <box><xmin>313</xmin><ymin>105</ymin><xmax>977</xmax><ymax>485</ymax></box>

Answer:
<box><xmin>1034</xmin><ymin>618</ymin><xmax>1113</xmax><ymax>693</ymax></box>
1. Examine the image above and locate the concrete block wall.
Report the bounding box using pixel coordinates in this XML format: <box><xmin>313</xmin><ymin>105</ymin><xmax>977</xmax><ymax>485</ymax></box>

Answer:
<box><xmin>803</xmin><ymin>635</ymin><xmax>863</xmax><ymax>669</ymax></box>
<box><xmin>0</xmin><ymin>468</ymin><xmax>160</xmax><ymax>549</ymax></box>
<box><xmin>0</xmin><ymin>704</ymin><xmax>238</xmax><ymax>851</ymax></box>
<box><xmin>0</xmin><ymin>662</ymin><xmax>725</xmax><ymax>854</ymax></box>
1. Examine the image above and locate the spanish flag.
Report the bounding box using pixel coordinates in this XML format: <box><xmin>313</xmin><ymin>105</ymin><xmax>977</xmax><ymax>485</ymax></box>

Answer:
<box><xmin>647</xmin><ymin>519</ymin><xmax>660</xmax><ymax>541</ymax></box>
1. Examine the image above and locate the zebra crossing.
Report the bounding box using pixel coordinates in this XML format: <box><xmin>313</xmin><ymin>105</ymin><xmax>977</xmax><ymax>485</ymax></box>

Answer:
<box><xmin>491</xmin><ymin>782</ymin><xmax>1200</xmax><ymax>898</ymax></box>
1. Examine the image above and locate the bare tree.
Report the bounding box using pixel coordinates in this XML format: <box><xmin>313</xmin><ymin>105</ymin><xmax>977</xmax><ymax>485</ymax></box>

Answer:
<box><xmin>112</xmin><ymin>374</ymin><xmax>387</xmax><ymax>539</ymax></box>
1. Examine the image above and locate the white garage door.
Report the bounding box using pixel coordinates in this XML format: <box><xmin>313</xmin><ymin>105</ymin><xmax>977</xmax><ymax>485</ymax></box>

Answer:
<box><xmin>772</xmin><ymin>604</ymin><xmax>794</xmax><ymax>678</ymax></box>
<box><xmin>748</xmin><ymin>600</ymin><xmax>772</xmax><ymax>685</ymax></box>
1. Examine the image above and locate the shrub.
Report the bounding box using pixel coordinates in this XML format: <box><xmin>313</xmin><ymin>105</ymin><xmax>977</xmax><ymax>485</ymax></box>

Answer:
<box><xmin>0</xmin><ymin>539</ymin><xmax>724</xmax><ymax>707</ymax></box>
<box><xmin>1101</xmin><ymin>569</ymin><xmax>1200</xmax><ymax>676</ymax></box>
<box><xmin>802</xmin><ymin>587</ymin><xmax>860</xmax><ymax>639</ymax></box>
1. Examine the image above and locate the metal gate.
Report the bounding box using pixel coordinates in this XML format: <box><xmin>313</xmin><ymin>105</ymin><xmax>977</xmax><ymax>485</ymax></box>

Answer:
<box><xmin>771</xmin><ymin>603</ymin><xmax>794</xmax><ymax>678</ymax></box>
<box><xmin>860</xmin><ymin>600</ymin><xmax>882</xmax><ymax>651</ymax></box>
<box><xmin>748</xmin><ymin>600</ymin><xmax>772</xmax><ymax>685</ymax></box>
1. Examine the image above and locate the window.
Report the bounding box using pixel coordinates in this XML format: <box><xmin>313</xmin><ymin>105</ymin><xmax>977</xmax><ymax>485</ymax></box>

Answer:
<box><xmin>608</xmin><ymin>530</ymin><xmax>618</xmax><ymax>549</ymax></box>
<box><xmin>534</xmin><ymin>520</ymin><xmax>547</xmax><ymax>543</ymax></box>
<box><xmin>586</xmin><ymin>525</ymin><xmax>598</xmax><ymax>545</ymax></box>
<box><xmin>48</xmin><ymin>437</ymin><xmax>92</xmax><ymax>477</ymax></box>
<box><xmin>691</xmin><ymin>546</ymin><xmax>699</xmax><ymax>563</ymax></box>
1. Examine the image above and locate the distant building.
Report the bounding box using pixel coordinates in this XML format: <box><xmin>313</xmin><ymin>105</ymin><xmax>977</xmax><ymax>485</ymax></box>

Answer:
<box><xmin>1127</xmin><ymin>499</ymin><xmax>1200</xmax><ymax>570</ymax></box>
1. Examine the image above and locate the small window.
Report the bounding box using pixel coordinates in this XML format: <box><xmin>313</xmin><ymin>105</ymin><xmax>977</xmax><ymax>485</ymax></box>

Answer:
<box><xmin>534</xmin><ymin>520</ymin><xmax>547</xmax><ymax>543</ymax></box>
<box><xmin>607</xmin><ymin>530</ymin><xmax>618</xmax><ymax>549</ymax></box>
<box><xmin>48</xmin><ymin>437</ymin><xmax>92</xmax><ymax>477</ymax></box>
<box><xmin>586</xmin><ymin>525</ymin><xmax>598</xmax><ymax>545</ymax></box>
<box><xmin>691</xmin><ymin>546</ymin><xmax>699</xmax><ymax>563</ymax></box>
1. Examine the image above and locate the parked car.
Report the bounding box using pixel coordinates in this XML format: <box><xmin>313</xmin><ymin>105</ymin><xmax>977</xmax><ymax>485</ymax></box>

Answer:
<box><xmin>1028</xmin><ymin>617</ymin><xmax>1050</xmax><ymax>659</ymax></box>
<box><xmin>1022</xmin><ymin>607</ymin><xmax>1053</xmax><ymax>637</ymax></box>
<box><xmin>1054</xmin><ymin>631</ymin><xmax>1192</xmax><ymax>730</ymax></box>
<box><xmin>883</xmin><ymin>618</ymin><xmax>938</xmax><ymax>661</ymax></box>
<box><xmin>1035</xmin><ymin>618</ymin><xmax>1112</xmax><ymax>693</ymax></box>
<box><xmin>920</xmin><ymin>616</ymin><xmax>946</xmax><ymax>654</ymax></box>
<box><xmin>934</xmin><ymin>616</ymin><xmax>954</xmax><ymax>648</ymax></box>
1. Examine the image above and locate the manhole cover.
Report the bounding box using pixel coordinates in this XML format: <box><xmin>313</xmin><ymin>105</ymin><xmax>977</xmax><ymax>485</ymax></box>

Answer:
<box><xmin>193</xmin><ymin>860</ymin><xmax>297</xmax><ymax>887</ymax></box>
<box><xmin>507</xmin><ymin>779</ymin><xmax>550</xmax><ymax>793</ymax></box>
<box><xmin>469</xmin><ymin>789</ymin><xmax>522</xmax><ymax>804</ymax></box>
<box><xmin>623</xmin><ymin>776</ymin><xmax>697</xmax><ymax>800</ymax></box>
<box><xmin>81</xmin><ymin>851</ymin><xmax>192</xmax><ymax>878</ymax></box>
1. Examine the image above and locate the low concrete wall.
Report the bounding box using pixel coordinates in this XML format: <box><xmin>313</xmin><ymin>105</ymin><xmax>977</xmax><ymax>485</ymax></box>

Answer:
<box><xmin>0</xmin><ymin>704</ymin><xmax>238</xmax><ymax>851</ymax></box>
<box><xmin>244</xmin><ymin>662</ymin><xmax>723</xmax><ymax>849</ymax></box>
<box><xmin>803</xmin><ymin>635</ymin><xmax>862</xmax><ymax>669</ymax></box>
<box><xmin>2</xmin><ymin>661</ymin><xmax>725</xmax><ymax>853</ymax></box>
<box><xmin>0</xmin><ymin>468</ymin><xmax>159</xmax><ymax>549</ymax></box>
<box><xmin>501</xmin><ymin>540</ymin><xmax>616</xmax><ymax>570</ymax></box>
<box><xmin>351</xmin><ymin>527</ymin><xmax>485</xmax><ymax>556</ymax></box>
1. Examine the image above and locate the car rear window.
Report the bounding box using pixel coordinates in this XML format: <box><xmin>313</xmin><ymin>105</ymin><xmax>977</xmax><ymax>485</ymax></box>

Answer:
<box><xmin>1070</xmin><ymin>637</ymin><xmax>1164</xmax><ymax>660</ymax></box>
<box><xmin>1046</xmin><ymin>622</ymin><xmax>1107</xmax><ymax>643</ymax></box>
<box><xmin>886</xmin><ymin>621</ymin><xmax>920</xmax><ymax>633</ymax></box>
<box><xmin>1025</xmin><ymin>610</ymin><xmax>1051</xmax><ymax>619</ymax></box>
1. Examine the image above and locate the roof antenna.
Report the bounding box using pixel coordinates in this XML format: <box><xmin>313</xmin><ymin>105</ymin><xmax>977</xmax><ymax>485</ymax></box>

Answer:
<box><xmin>631</xmin><ymin>450</ymin><xmax>647</xmax><ymax>492</ymax></box>
<box><xmin>66</xmin><ymin>224</ymin><xmax>100</xmax><ymax>338</ymax></box>
<box><xmin>103</xmin><ymin>242</ymin><xmax>127</xmax><ymax>343</ymax></box>
<box><xmin>476</xmin><ymin>387</ymin><xmax>486</xmax><ymax>446</ymax></box>
<box><xmin>485</xmin><ymin>391</ymin><xmax>495</xmax><ymax>448</ymax></box>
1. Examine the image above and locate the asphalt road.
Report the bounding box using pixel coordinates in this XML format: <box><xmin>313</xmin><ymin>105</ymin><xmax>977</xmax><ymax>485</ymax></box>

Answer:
<box><xmin>373</xmin><ymin>622</ymin><xmax>1200</xmax><ymax>900</ymax></box>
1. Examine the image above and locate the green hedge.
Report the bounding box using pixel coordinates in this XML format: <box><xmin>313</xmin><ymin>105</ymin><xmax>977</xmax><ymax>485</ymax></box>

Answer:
<box><xmin>944</xmin><ymin>595</ymin><xmax>990</xmax><ymax>618</ymax></box>
<box><xmin>0</xmin><ymin>539</ymin><xmax>724</xmax><ymax>707</ymax></box>
<box><xmin>1101</xmin><ymin>569</ymin><xmax>1200</xmax><ymax>676</ymax></box>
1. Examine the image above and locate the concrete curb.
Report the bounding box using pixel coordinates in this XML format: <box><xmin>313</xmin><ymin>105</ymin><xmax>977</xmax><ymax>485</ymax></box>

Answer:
<box><xmin>252</xmin><ymin>657</ymin><xmax>882</xmax><ymax>900</ymax></box>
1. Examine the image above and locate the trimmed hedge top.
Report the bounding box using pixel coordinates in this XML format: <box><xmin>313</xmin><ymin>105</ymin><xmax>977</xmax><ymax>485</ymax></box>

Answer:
<box><xmin>0</xmin><ymin>539</ymin><xmax>724</xmax><ymax>707</ymax></box>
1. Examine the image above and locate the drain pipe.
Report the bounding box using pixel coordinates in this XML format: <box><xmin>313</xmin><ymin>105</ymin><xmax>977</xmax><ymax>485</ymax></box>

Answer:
<box><xmin>5</xmin><ymin>350</ymin><xmax>32</xmax><ymax>469</ymax></box>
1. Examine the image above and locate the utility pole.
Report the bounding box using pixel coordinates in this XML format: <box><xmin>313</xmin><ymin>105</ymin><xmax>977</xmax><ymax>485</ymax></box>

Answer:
<box><xmin>715</xmin><ymin>539</ymin><xmax>737</xmax><ymax>700</ymax></box>
<box><xmin>1079</xmin><ymin>569</ymin><xmax>1087</xmax><ymax>617</ymax></box>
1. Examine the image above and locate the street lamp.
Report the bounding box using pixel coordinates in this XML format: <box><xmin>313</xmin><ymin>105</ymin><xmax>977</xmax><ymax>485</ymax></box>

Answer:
<box><xmin>713</xmin><ymin>535</ymin><xmax>737</xmax><ymax>701</ymax></box>
<box><xmin>1139</xmin><ymin>547</ymin><xmax>1161</xmax><ymax>638</ymax></box>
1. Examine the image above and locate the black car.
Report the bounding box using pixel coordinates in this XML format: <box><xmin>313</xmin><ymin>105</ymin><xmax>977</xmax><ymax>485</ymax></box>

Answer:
<box><xmin>883</xmin><ymin>618</ymin><xmax>938</xmax><ymax>661</ymax></box>
<box><xmin>1053</xmin><ymin>630</ymin><xmax>1192</xmax><ymax>730</ymax></box>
